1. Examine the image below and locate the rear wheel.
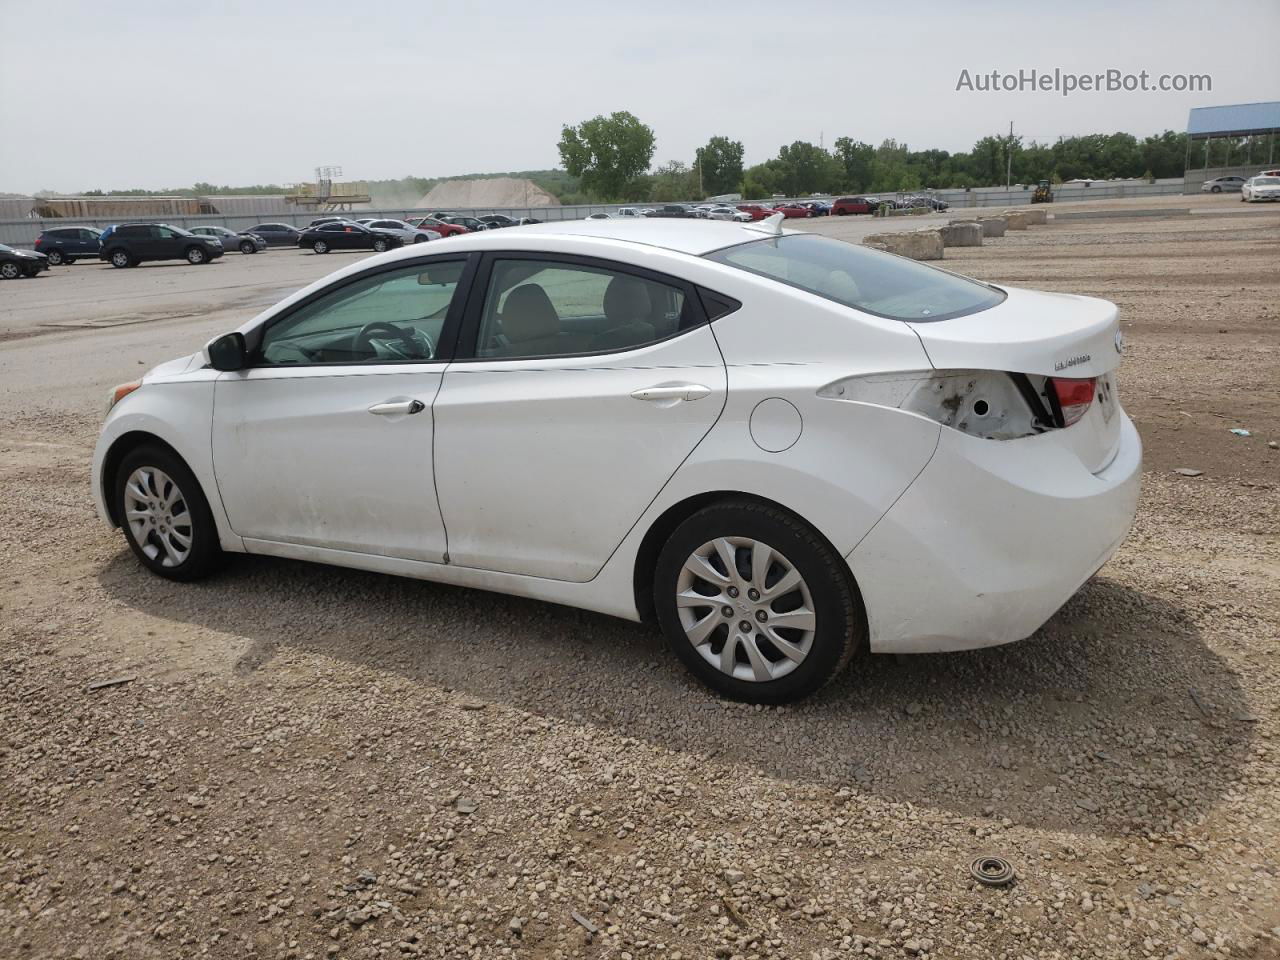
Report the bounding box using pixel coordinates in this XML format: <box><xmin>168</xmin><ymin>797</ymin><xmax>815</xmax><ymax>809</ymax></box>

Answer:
<box><xmin>654</xmin><ymin>500</ymin><xmax>864</xmax><ymax>703</ymax></box>
<box><xmin>46</xmin><ymin>249</ymin><xmax>65</xmax><ymax>265</ymax></box>
<box><xmin>114</xmin><ymin>445</ymin><xmax>222</xmax><ymax>582</ymax></box>
<box><xmin>109</xmin><ymin>249</ymin><xmax>133</xmax><ymax>269</ymax></box>
<box><xmin>239</xmin><ymin>240</ymin><xmax>255</xmax><ymax>254</ymax></box>
<box><xmin>313</xmin><ymin>240</ymin><xmax>329</xmax><ymax>254</ymax></box>
<box><xmin>185</xmin><ymin>246</ymin><xmax>206</xmax><ymax>264</ymax></box>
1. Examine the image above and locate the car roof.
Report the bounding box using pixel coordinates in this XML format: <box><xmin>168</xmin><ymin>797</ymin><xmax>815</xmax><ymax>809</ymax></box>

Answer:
<box><xmin>388</xmin><ymin>217</ymin><xmax>792</xmax><ymax>257</ymax></box>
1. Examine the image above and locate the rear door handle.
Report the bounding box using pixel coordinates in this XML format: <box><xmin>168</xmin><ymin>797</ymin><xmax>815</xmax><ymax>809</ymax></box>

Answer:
<box><xmin>630</xmin><ymin>383</ymin><xmax>711</xmax><ymax>402</ymax></box>
<box><xmin>368</xmin><ymin>399</ymin><xmax>425</xmax><ymax>416</ymax></box>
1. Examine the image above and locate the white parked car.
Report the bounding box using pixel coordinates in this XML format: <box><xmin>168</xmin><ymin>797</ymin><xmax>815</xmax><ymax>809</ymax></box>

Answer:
<box><xmin>92</xmin><ymin>217</ymin><xmax>1141</xmax><ymax>703</ymax></box>
<box><xmin>615</xmin><ymin>207</ymin><xmax>644</xmax><ymax>218</ymax></box>
<box><xmin>356</xmin><ymin>218</ymin><xmax>441</xmax><ymax>243</ymax></box>
<box><xmin>707</xmin><ymin>206</ymin><xmax>752</xmax><ymax>222</ymax></box>
<box><xmin>1201</xmin><ymin>175</ymin><xmax>1246</xmax><ymax>193</ymax></box>
<box><xmin>1241</xmin><ymin>175</ymin><xmax>1280</xmax><ymax>202</ymax></box>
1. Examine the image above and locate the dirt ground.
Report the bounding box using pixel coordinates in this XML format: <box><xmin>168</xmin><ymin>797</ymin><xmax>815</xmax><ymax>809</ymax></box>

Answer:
<box><xmin>1</xmin><ymin>201</ymin><xmax>1278</xmax><ymax>960</ymax></box>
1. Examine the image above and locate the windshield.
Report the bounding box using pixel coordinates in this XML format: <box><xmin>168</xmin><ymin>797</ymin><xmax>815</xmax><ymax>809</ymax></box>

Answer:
<box><xmin>705</xmin><ymin>233</ymin><xmax>1005</xmax><ymax>322</ymax></box>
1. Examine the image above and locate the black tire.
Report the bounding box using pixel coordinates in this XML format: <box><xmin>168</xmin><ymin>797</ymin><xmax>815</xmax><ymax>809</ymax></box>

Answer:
<box><xmin>64</xmin><ymin>256</ymin><xmax>76</xmax><ymax>265</ymax></box>
<box><xmin>0</xmin><ymin>262</ymin><xmax>19</xmax><ymax>280</ymax></box>
<box><xmin>109</xmin><ymin>249</ymin><xmax>133</xmax><ymax>269</ymax></box>
<box><xmin>372</xmin><ymin>238</ymin><xmax>390</xmax><ymax>253</ymax></box>
<box><xmin>239</xmin><ymin>240</ymin><xmax>255</xmax><ymax>254</ymax></box>
<box><xmin>653</xmin><ymin>499</ymin><xmax>865</xmax><ymax>704</ymax></box>
<box><xmin>1211</xmin><ymin>185</ymin><xmax>1222</xmax><ymax>193</ymax></box>
<box><xmin>313</xmin><ymin>240</ymin><xmax>329</xmax><ymax>254</ymax></box>
<box><xmin>46</xmin><ymin>249</ymin><xmax>65</xmax><ymax>265</ymax></box>
<box><xmin>113</xmin><ymin>444</ymin><xmax>222</xmax><ymax>582</ymax></box>
<box><xmin>185</xmin><ymin>246</ymin><xmax>206</xmax><ymax>265</ymax></box>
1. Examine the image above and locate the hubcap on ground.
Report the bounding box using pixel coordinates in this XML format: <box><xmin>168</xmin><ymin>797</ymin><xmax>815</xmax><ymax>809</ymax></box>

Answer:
<box><xmin>124</xmin><ymin>467</ymin><xmax>192</xmax><ymax>568</ymax></box>
<box><xmin>675</xmin><ymin>537</ymin><xmax>815</xmax><ymax>682</ymax></box>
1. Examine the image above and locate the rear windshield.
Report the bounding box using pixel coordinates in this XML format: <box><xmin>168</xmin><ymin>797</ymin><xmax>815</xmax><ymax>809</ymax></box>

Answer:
<box><xmin>705</xmin><ymin>233</ymin><xmax>1005</xmax><ymax>322</ymax></box>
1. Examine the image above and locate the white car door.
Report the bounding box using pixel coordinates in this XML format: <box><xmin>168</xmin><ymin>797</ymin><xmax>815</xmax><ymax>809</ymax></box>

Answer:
<box><xmin>433</xmin><ymin>253</ymin><xmax>728</xmax><ymax>582</ymax></box>
<box><xmin>211</xmin><ymin>257</ymin><xmax>473</xmax><ymax>562</ymax></box>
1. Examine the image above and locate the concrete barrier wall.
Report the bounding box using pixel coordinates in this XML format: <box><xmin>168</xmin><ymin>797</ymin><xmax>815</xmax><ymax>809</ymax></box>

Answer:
<box><xmin>939</xmin><ymin>223</ymin><xmax>983</xmax><ymax>247</ymax></box>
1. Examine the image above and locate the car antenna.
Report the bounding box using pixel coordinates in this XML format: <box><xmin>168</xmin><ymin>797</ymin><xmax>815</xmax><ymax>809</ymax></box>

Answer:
<box><xmin>744</xmin><ymin>212</ymin><xmax>785</xmax><ymax>236</ymax></box>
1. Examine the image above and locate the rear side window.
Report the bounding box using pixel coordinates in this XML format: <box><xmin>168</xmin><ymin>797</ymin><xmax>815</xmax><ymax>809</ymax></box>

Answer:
<box><xmin>705</xmin><ymin>233</ymin><xmax>1005</xmax><ymax>322</ymax></box>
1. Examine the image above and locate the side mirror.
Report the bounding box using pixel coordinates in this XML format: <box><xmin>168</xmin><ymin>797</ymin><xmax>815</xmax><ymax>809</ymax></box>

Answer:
<box><xmin>205</xmin><ymin>332</ymin><xmax>247</xmax><ymax>371</ymax></box>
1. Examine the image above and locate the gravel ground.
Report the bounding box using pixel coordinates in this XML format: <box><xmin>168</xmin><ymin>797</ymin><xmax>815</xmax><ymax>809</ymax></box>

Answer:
<box><xmin>1</xmin><ymin>205</ymin><xmax>1278</xmax><ymax>960</ymax></box>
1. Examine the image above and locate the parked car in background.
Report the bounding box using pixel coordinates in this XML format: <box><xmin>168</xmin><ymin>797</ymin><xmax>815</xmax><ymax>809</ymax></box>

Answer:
<box><xmin>1241</xmin><ymin>175</ymin><xmax>1280</xmax><ymax>202</ymax></box>
<box><xmin>439</xmin><ymin>215</ymin><xmax>492</xmax><ymax>232</ymax></box>
<box><xmin>248</xmin><ymin>223</ymin><xmax>303</xmax><ymax>247</ymax></box>
<box><xmin>406</xmin><ymin>216</ymin><xmax>468</xmax><ymax>237</ymax></box>
<box><xmin>584</xmin><ymin>213</ymin><xmax>613</xmax><ymax>220</ymax></box>
<box><xmin>356</xmin><ymin>218</ymin><xmax>442</xmax><ymax>244</ymax></box>
<box><xmin>798</xmin><ymin>201</ymin><xmax>830</xmax><ymax>217</ymax></box>
<box><xmin>308</xmin><ymin>216</ymin><xmax>351</xmax><ymax>228</ymax></box>
<box><xmin>615</xmin><ymin>207</ymin><xmax>644</xmax><ymax>218</ymax></box>
<box><xmin>190</xmin><ymin>226</ymin><xmax>267</xmax><ymax>254</ymax></box>
<box><xmin>735</xmin><ymin>204</ymin><xmax>776</xmax><ymax>221</ymax></box>
<box><xmin>297</xmin><ymin>220</ymin><xmax>403</xmax><ymax>254</ymax></box>
<box><xmin>831</xmin><ymin>196</ymin><xmax>876</xmax><ymax>216</ymax></box>
<box><xmin>646</xmin><ymin>204</ymin><xmax>695</xmax><ymax>218</ymax></box>
<box><xmin>33</xmin><ymin>226</ymin><xmax>101</xmax><ymax>265</ymax></box>
<box><xmin>707</xmin><ymin>206</ymin><xmax>752</xmax><ymax>222</ymax></box>
<box><xmin>0</xmin><ymin>243</ymin><xmax>49</xmax><ymax>279</ymax></box>
<box><xmin>99</xmin><ymin>223</ymin><xmax>224</xmax><ymax>268</ymax></box>
<box><xmin>771</xmin><ymin>203</ymin><xmax>813</xmax><ymax>218</ymax></box>
<box><xmin>905</xmin><ymin>196</ymin><xmax>949</xmax><ymax>212</ymax></box>
<box><xmin>478</xmin><ymin>214</ymin><xmax>520</xmax><ymax>228</ymax></box>
<box><xmin>1202</xmin><ymin>176</ymin><xmax>1246</xmax><ymax>194</ymax></box>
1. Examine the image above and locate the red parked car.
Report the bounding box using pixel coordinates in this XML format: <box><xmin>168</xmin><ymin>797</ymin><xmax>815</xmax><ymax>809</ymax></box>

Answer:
<box><xmin>406</xmin><ymin>216</ymin><xmax>468</xmax><ymax>237</ymax></box>
<box><xmin>831</xmin><ymin>196</ymin><xmax>878</xmax><ymax>216</ymax></box>
<box><xmin>770</xmin><ymin>203</ymin><xmax>813</xmax><ymax>218</ymax></box>
<box><xmin>735</xmin><ymin>204</ymin><xmax>777</xmax><ymax>221</ymax></box>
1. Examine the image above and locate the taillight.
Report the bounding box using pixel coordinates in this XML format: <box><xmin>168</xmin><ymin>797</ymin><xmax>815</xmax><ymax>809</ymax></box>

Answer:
<box><xmin>1049</xmin><ymin>377</ymin><xmax>1095</xmax><ymax>427</ymax></box>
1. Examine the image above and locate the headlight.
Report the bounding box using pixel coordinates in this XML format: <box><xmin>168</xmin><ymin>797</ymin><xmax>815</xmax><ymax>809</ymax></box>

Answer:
<box><xmin>106</xmin><ymin>380</ymin><xmax>141</xmax><ymax>414</ymax></box>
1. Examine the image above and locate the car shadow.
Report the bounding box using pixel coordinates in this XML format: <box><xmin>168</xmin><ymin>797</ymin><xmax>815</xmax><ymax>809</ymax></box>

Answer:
<box><xmin>97</xmin><ymin>551</ymin><xmax>1253</xmax><ymax>836</ymax></box>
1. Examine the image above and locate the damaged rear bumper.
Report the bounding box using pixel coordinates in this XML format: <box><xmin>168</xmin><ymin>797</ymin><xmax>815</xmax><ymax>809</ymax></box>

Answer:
<box><xmin>847</xmin><ymin>411</ymin><xmax>1142</xmax><ymax>654</ymax></box>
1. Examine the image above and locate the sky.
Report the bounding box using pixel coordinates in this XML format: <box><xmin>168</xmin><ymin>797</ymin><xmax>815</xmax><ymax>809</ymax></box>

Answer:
<box><xmin>1</xmin><ymin>0</ymin><xmax>1277</xmax><ymax>194</ymax></box>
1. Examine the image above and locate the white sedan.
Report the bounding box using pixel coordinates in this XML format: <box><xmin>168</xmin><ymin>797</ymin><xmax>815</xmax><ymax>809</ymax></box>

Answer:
<box><xmin>707</xmin><ymin>206</ymin><xmax>753</xmax><ymax>222</ymax></box>
<box><xmin>1241</xmin><ymin>176</ymin><xmax>1280</xmax><ymax>202</ymax></box>
<box><xmin>356</xmin><ymin>218</ymin><xmax>442</xmax><ymax>243</ymax></box>
<box><xmin>91</xmin><ymin>216</ymin><xmax>1141</xmax><ymax>702</ymax></box>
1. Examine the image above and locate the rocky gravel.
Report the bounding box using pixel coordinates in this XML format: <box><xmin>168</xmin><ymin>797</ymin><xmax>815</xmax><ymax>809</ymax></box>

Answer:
<box><xmin>2</xmin><ymin>207</ymin><xmax>1278</xmax><ymax>959</ymax></box>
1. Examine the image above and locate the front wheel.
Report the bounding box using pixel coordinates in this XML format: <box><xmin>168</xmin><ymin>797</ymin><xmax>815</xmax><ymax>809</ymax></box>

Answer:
<box><xmin>239</xmin><ymin>240</ymin><xmax>255</xmax><ymax>254</ymax></box>
<box><xmin>1211</xmin><ymin>185</ymin><xmax>1222</xmax><ymax>193</ymax></box>
<box><xmin>0</xmin><ymin>262</ymin><xmax>19</xmax><ymax>280</ymax></box>
<box><xmin>185</xmin><ymin>246</ymin><xmax>206</xmax><ymax>265</ymax></box>
<box><xmin>413</xmin><ymin>234</ymin><xmax>428</xmax><ymax>243</ymax></box>
<box><xmin>372</xmin><ymin>238</ymin><xmax>390</xmax><ymax>252</ymax></box>
<box><xmin>46</xmin><ymin>249</ymin><xmax>65</xmax><ymax>265</ymax></box>
<box><xmin>313</xmin><ymin>240</ymin><xmax>329</xmax><ymax>254</ymax></box>
<box><xmin>114</xmin><ymin>445</ymin><xmax>222</xmax><ymax>582</ymax></box>
<box><xmin>654</xmin><ymin>500</ymin><xmax>864</xmax><ymax>703</ymax></box>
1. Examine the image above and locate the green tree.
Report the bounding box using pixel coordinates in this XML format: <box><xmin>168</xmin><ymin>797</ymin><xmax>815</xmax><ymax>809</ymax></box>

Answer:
<box><xmin>833</xmin><ymin>138</ymin><xmax>875</xmax><ymax>191</ymax></box>
<box><xmin>650</xmin><ymin>161</ymin><xmax>699</xmax><ymax>201</ymax></box>
<box><xmin>693</xmin><ymin>136</ymin><xmax>745</xmax><ymax>196</ymax></box>
<box><xmin>774</xmin><ymin>141</ymin><xmax>843</xmax><ymax>195</ymax></box>
<box><xmin>557</xmin><ymin>112</ymin><xmax>656</xmax><ymax>201</ymax></box>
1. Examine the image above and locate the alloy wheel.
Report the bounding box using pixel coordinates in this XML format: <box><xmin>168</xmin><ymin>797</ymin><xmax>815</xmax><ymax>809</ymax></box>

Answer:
<box><xmin>675</xmin><ymin>537</ymin><xmax>816</xmax><ymax>682</ymax></box>
<box><xmin>0</xmin><ymin>262</ymin><xmax>19</xmax><ymax>279</ymax></box>
<box><xmin>123</xmin><ymin>466</ymin><xmax>193</xmax><ymax>568</ymax></box>
<box><xmin>46</xmin><ymin>250</ymin><xmax>64</xmax><ymax>265</ymax></box>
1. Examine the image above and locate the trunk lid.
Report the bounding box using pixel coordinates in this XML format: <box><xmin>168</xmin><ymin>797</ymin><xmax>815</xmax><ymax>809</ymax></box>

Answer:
<box><xmin>909</xmin><ymin>286</ymin><xmax>1126</xmax><ymax>474</ymax></box>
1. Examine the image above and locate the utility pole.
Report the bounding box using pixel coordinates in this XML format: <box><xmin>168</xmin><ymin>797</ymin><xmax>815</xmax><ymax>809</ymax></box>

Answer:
<box><xmin>1006</xmin><ymin>121</ymin><xmax>1014</xmax><ymax>190</ymax></box>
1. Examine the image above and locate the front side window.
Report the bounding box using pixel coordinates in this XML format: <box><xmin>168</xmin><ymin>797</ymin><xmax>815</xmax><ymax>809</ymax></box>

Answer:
<box><xmin>475</xmin><ymin>259</ymin><xmax>693</xmax><ymax>359</ymax></box>
<box><xmin>258</xmin><ymin>261</ymin><xmax>466</xmax><ymax>365</ymax></box>
<box><xmin>705</xmin><ymin>233</ymin><xmax>1005</xmax><ymax>322</ymax></box>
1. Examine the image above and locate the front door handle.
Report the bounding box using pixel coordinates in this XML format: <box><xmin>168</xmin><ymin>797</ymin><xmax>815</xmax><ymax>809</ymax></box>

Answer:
<box><xmin>368</xmin><ymin>399</ymin><xmax>425</xmax><ymax>416</ymax></box>
<box><xmin>630</xmin><ymin>383</ymin><xmax>712</xmax><ymax>402</ymax></box>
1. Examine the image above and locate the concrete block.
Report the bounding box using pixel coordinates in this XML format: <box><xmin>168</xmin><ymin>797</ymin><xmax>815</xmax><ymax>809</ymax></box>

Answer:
<box><xmin>939</xmin><ymin>222</ymin><xmax>983</xmax><ymax>247</ymax></box>
<box><xmin>1022</xmin><ymin>208</ymin><xmax>1048</xmax><ymax>225</ymax></box>
<box><xmin>1003</xmin><ymin>211</ymin><xmax>1030</xmax><ymax>230</ymax></box>
<box><xmin>863</xmin><ymin>229</ymin><xmax>945</xmax><ymax>261</ymax></box>
<box><xmin>975</xmin><ymin>217</ymin><xmax>1007</xmax><ymax>237</ymax></box>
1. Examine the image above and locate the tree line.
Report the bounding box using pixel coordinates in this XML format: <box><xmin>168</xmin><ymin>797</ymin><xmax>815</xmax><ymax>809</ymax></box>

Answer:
<box><xmin>558</xmin><ymin>111</ymin><xmax>1272</xmax><ymax>203</ymax></box>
